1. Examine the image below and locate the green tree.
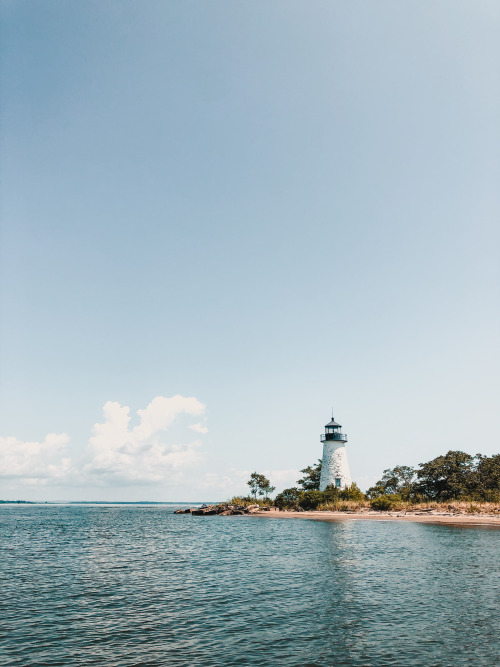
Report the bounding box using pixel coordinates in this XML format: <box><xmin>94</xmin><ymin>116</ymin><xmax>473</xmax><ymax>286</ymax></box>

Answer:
<box><xmin>415</xmin><ymin>450</ymin><xmax>474</xmax><ymax>500</ymax></box>
<box><xmin>366</xmin><ymin>466</ymin><xmax>415</xmax><ymax>499</ymax></box>
<box><xmin>474</xmin><ymin>454</ymin><xmax>500</xmax><ymax>501</ymax></box>
<box><xmin>274</xmin><ymin>487</ymin><xmax>301</xmax><ymax>509</ymax></box>
<box><xmin>380</xmin><ymin>466</ymin><xmax>415</xmax><ymax>497</ymax></box>
<box><xmin>297</xmin><ymin>459</ymin><xmax>322</xmax><ymax>490</ymax></box>
<box><xmin>247</xmin><ymin>472</ymin><xmax>275</xmax><ymax>499</ymax></box>
<box><xmin>261</xmin><ymin>479</ymin><xmax>276</xmax><ymax>499</ymax></box>
<box><xmin>366</xmin><ymin>482</ymin><xmax>386</xmax><ymax>499</ymax></box>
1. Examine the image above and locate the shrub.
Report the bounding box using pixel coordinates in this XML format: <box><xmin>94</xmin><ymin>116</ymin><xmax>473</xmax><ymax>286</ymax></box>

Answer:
<box><xmin>322</xmin><ymin>485</ymin><xmax>340</xmax><ymax>502</ymax></box>
<box><xmin>298</xmin><ymin>490</ymin><xmax>324</xmax><ymax>510</ymax></box>
<box><xmin>370</xmin><ymin>494</ymin><xmax>401</xmax><ymax>511</ymax></box>
<box><xmin>339</xmin><ymin>483</ymin><xmax>365</xmax><ymax>501</ymax></box>
<box><xmin>274</xmin><ymin>488</ymin><xmax>301</xmax><ymax>510</ymax></box>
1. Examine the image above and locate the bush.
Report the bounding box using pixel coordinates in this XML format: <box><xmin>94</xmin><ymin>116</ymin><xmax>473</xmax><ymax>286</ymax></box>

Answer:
<box><xmin>322</xmin><ymin>485</ymin><xmax>340</xmax><ymax>502</ymax></box>
<box><xmin>298</xmin><ymin>490</ymin><xmax>324</xmax><ymax>510</ymax></box>
<box><xmin>339</xmin><ymin>483</ymin><xmax>365</xmax><ymax>501</ymax></box>
<box><xmin>274</xmin><ymin>488</ymin><xmax>301</xmax><ymax>510</ymax></box>
<box><xmin>370</xmin><ymin>494</ymin><xmax>401</xmax><ymax>511</ymax></box>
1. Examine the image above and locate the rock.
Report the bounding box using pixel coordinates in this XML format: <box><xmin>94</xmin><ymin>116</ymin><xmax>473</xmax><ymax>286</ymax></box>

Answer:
<box><xmin>192</xmin><ymin>508</ymin><xmax>217</xmax><ymax>516</ymax></box>
<box><xmin>178</xmin><ymin>502</ymin><xmax>259</xmax><ymax>516</ymax></box>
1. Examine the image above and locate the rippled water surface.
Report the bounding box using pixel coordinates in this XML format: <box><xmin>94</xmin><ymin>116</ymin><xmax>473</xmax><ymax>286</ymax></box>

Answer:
<box><xmin>1</xmin><ymin>505</ymin><xmax>499</xmax><ymax>666</ymax></box>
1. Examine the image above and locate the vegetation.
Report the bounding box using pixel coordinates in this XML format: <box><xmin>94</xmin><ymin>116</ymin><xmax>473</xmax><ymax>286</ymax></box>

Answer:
<box><xmin>370</xmin><ymin>494</ymin><xmax>403</xmax><ymax>511</ymax></box>
<box><xmin>367</xmin><ymin>451</ymin><xmax>500</xmax><ymax>503</ymax></box>
<box><xmin>296</xmin><ymin>460</ymin><xmax>322</xmax><ymax>490</ymax></box>
<box><xmin>274</xmin><ymin>483</ymin><xmax>365</xmax><ymax>511</ymax></box>
<box><xmin>246</xmin><ymin>472</ymin><xmax>275</xmax><ymax>500</ymax></box>
<box><xmin>0</xmin><ymin>500</ymin><xmax>34</xmax><ymax>504</ymax></box>
<box><xmin>229</xmin><ymin>496</ymin><xmax>273</xmax><ymax>507</ymax></box>
<box><xmin>243</xmin><ymin>450</ymin><xmax>499</xmax><ymax>513</ymax></box>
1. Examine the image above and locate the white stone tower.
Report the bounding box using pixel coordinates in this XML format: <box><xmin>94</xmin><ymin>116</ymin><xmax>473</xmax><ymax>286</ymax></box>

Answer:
<box><xmin>319</xmin><ymin>414</ymin><xmax>352</xmax><ymax>491</ymax></box>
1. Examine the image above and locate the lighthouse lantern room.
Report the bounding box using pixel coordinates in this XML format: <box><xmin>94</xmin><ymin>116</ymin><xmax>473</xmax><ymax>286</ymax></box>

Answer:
<box><xmin>319</xmin><ymin>414</ymin><xmax>352</xmax><ymax>491</ymax></box>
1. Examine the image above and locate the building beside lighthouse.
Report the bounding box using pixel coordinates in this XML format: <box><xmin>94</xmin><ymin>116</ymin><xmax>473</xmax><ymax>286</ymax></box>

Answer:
<box><xmin>319</xmin><ymin>415</ymin><xmax>352</xmax><ymax>491</ymax></box>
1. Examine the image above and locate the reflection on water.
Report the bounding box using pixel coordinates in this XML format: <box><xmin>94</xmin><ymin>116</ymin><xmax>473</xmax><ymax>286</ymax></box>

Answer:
<box><xmin>1</xmin><ymin>505</ymin><xmax>499</xmax><ymax>666</ymax></box>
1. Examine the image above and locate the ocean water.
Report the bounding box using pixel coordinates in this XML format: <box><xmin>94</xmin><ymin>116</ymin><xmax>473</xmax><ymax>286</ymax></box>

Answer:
<box><xmin>1</xmin><ymin>505</ymin><xmax>499</xmax><ymax>667</ymax></box>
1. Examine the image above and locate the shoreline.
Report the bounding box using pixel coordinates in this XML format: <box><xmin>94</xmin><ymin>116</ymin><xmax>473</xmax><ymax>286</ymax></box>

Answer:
<box><xmin>250</xmin><ymin>508</ymin><xmax>500</xmax><ymax>527</ymax></box>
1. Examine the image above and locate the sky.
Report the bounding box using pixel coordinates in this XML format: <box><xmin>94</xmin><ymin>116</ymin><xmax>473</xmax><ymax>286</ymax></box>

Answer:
<box><xmin>1</xmin><ymin>0</ymin><xmax>499</xmax><ymax>502</ymax></box>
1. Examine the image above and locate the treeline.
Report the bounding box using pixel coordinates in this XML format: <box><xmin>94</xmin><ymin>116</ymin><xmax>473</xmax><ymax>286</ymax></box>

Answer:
<box><xmin>270</xmin><ymin>450</ymin><xmax>500</xmax><ymax>510</ymax></box>
<box><xmin>367</xmin><ymin>451</ymin><xmax>500</xmax><ymax>503</ymax></box>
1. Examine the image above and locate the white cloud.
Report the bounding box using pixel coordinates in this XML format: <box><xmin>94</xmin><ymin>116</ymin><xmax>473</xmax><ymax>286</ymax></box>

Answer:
<box><xmin>0</xmin><ymin>433</ymin><xmax>71</xmax><ymax>484</ymax></box>
<box><xmin>83</xmin><ymin>395</ymin><xmax>206</xmax><ymax>484</ymax></box>
<box><xmin>0</xmin><ymin>395</ymin><xmax>207</xmax><ymax>488</ymax></box>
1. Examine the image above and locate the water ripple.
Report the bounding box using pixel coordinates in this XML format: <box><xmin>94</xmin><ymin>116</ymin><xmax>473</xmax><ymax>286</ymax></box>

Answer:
<box><xmin>1</xmin><ymin>505</ymin><xmax>499</xmax><ymax>666</ymax></box>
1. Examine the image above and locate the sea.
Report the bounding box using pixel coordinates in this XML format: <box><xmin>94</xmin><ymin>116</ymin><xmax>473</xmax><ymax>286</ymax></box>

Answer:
<box><xmin>1</xmin><ymin>504</ymin><xmax>499</xmax><ymax>667</ymax></box>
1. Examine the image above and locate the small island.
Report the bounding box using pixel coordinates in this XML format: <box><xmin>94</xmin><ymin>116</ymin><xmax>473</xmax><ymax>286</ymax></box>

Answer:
<box><xmin>175</xmin><ymin>449</ymin><xmax>500</xmax><ymax>526</ymax></box>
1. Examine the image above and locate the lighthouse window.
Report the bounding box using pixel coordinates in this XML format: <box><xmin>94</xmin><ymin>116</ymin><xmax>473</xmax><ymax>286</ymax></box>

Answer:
<box><xmin>335</xmin><ymin>478</ymin><xmax>342</xmax><ymax>488</ymax></box>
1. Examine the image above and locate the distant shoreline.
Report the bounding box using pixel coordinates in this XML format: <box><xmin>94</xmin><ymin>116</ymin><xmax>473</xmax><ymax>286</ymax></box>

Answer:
<box><xmin>250</xmin><ymin>508</ymin><xmax>500</xmax><ymax>527</ymax></box>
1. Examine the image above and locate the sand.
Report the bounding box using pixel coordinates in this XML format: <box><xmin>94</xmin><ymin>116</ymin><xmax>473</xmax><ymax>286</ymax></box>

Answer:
<box><xmin>251</xmin><ymin>507</ymin><xmax>500</xmax><ymax>527</ymax></box>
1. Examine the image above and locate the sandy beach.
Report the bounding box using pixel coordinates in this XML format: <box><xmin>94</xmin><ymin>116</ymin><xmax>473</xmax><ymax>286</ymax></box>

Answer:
<box><xmin>252</xmin><ymin>507</ymin><xmax>500</xmax><ymax>527</ymax></box>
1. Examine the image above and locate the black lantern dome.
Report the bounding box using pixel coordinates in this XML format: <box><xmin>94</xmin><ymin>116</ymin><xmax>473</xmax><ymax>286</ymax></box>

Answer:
<box><xmin>320</xmin><ymin>414</ymin><xmax>347</xmax><ymax>443</ymax></box>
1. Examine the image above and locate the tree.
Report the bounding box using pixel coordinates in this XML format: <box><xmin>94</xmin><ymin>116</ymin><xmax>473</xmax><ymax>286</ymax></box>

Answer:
<box><xmin>381</xmin><ymin>466</ymin><xmax>415</xmax><ymax>497</ymax></box>
<box><xmin>415</xmin><ymin>451</ymin><xmax>474</xmax><ymax>500</ymax></box>
<box><xmin>247</xmin><ymin>472</ymin><xmax>275</xmax><ymax>499</ymax></box>
<box><xmin>261</xmin><ymin>479</ymin><xmax>276</xmax><ymax>499</ymax></box>
<box><xmin>297</xmin><ymin>459</ymin><xmax>322</xmax><ymax>490</ymax></box>
<box><xmin>366</xmin><ymin>466</ymin><xmax>415</xmax><ymax>499</ymax></box>
<box><xmin>474</xmin><ymin>454</ymin><xmax>500</xmax><ymax>501</ymax></box>
<box><xmin>274</xmin><ymin>487</ymin><xmax>301</xmax><ymax>509</ymax></box>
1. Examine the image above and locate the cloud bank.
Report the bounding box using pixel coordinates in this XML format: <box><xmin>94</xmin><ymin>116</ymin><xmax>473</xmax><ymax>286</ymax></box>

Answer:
<box><xmin>1</xmin><ymin>395</ymin><xmax>206</xmax><ymax>487</ymax></box>
<box><xmin>0</xmin><ymin>395</ymin><xmax>300</xmax><ymax>499</ymax></box>
<box><xmin>84</xmin><ymin>395</ymin><xmax>206</xmax><ymax>483</ymax></box>
<box><xmin>0</xmin><ymin>433</ymin><xmax>71</xmax><ymax>484</ymax></box>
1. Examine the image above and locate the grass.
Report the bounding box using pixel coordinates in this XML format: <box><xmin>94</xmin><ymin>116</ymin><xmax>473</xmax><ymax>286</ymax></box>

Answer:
<box><xmin>228</xmin><ymin>496</ymin><xmax>273</xmax><ymax>507</ymax></box>
<box><xmin>229</xmin><ymin>495</ymin><xmax>500</xmax><ymax>514</ymax></box>
<box><xmin>297</xmin><ymin>499</ymin><xmax>499</xmax><ymax>514</ymax></box>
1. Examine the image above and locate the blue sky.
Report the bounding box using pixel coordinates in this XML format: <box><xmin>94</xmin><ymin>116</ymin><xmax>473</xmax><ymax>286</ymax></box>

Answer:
<box><xmin>1</xmin><ymin>0</ymin><xmax>499</xmax><ymax>501</ymax></box>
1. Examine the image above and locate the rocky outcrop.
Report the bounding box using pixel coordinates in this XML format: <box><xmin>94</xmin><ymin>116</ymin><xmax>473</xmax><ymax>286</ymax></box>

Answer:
<box><xmin>174</xmin><ymin>503</ymin><xmax>262</xmax><ymax>516</ymax></box>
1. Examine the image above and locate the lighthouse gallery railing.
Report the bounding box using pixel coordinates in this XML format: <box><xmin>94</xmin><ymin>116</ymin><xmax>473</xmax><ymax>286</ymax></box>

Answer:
<box><xmin>320</xmin><ymin>433</ymin><xmax>348</xmax><ymax>442</ymax></box>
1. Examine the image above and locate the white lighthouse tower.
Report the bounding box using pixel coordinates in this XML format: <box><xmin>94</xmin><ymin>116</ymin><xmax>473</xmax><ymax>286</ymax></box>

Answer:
<box><xmin>319</xmin><ymin>414</ymin><xmax>352</xmax><ymax>491</ymax></box>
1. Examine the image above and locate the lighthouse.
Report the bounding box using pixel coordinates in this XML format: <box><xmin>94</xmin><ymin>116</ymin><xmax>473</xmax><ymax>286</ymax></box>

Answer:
<box><xmin>319</xmin><ymin>414</ymin><xmax>352</xmax><ymax>491</ymax></box>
